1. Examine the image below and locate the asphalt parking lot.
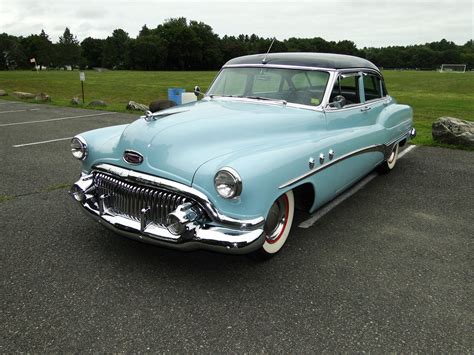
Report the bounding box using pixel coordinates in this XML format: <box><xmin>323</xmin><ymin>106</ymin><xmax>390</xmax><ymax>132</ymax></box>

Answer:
<box><xmin>1</xmin><ymin>99</ymin><xmax>472</xmax><ymax>352</ymax></box>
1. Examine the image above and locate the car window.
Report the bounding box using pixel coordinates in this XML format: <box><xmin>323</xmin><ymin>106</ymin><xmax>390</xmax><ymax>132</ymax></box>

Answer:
<box><xmin>363</xmin><ymin>73</ymin><xmax>383</xmax><ymax>101</ymax></box>
<box><xmin>329</xmin><ymin>73</ymin><xmax>361</xmax><ymax>107</ymax></box>
<box><xmin>307</xmin><ymin>71</ymin><xmax>328</xmax><ymax>87</ymax></box>
<box><xmin>252</xmin><ymin>71</ymin><xmax>282</xmax><ymax>94</ymax></box>
<box><xmin>211</xmin><ymin>69</ymin><xmax>248</xmax><ymax>96</ymax></box>
<box><xmin>291</xmin><ymin>73</ymin><xmax>310</xmax><ymax>90</ymax></box>
<box><xmin>208</xmin><ymin>67</ymin><xmax>330</xmax><ymax>107</ymax></box>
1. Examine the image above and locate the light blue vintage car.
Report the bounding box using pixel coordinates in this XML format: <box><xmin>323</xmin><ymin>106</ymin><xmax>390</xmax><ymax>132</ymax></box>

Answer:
<box><xmin>70</xmin><ymin>53</ymin><xmax>415</xmax><ymax>258</ymax></box>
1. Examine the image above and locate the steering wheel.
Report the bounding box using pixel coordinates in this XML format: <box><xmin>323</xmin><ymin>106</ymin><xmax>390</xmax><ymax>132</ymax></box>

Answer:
<box><xmin>333</xmin><ymin>95</ymin><xmax>347</xmax><ymax>108</ymax></box>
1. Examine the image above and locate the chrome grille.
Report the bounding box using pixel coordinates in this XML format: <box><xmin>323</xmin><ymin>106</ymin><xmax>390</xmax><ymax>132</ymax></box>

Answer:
<box><xmin>94</xmin><ymin>172</ymin><xmax>190</xmax><ymax>226</ymax></box>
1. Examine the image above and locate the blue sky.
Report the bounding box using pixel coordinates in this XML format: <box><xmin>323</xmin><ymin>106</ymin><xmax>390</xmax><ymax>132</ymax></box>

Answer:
<box><xmin>1</xmin><ymin>0</ymin><xmax>472</xmax><ymax>47</ymax></box>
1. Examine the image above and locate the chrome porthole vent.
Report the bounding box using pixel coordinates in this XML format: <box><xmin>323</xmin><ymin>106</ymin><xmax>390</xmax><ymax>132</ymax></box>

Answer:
<box><xmin>123</xmin><ymin>150</ymin><xmax>144</xmax><ymax>165</ymax></box>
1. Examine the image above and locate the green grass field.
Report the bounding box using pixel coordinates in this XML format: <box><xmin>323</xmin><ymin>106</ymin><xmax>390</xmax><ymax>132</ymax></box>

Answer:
<box><xmin>0</xmin><ymin>69</ymin><xmax>473</xmax><ymax>149</ymax></box>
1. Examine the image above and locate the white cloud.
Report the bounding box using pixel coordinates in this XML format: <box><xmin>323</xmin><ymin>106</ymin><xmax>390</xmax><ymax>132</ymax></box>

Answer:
<box><xmin>0</xmin><ymin>0</ymin><xmax>471</xmax><ymax>47</ymax></box>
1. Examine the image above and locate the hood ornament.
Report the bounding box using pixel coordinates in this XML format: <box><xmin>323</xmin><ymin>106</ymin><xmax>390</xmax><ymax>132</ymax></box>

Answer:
<box><xmin>123</xmin><ymin>150</ymin><xmax>144</xmax><ymax>165</ymax></box>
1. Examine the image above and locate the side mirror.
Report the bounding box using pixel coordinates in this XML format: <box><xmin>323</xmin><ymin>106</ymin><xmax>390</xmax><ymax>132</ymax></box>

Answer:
<box><xmin>194</xmin><ymin>85</ymin><xmax>202</xmax><ymax>97</ymax></box>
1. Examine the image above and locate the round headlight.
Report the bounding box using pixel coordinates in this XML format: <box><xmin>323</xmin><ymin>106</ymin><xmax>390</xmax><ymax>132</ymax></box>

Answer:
<box><xmin>214</xmin><ymin>167</ymin><xmax>242</xmax><ymax>199</ymax></box>
<box><xmin>70</xmin><ymin>136</ymin><xmax>88</xmax><ymax>160</ymax></box>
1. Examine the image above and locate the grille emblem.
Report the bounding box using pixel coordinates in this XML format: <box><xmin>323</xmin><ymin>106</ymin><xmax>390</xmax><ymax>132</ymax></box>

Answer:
<box><xmin>123</xmin><ymin>150</ymin><xmax>144</xmax><ymax>165</ymax></box>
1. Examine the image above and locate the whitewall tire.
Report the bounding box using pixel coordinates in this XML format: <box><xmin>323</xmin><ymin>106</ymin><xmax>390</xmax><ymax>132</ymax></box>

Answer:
<box><xmin>377</xmin><ymin>143</ymin><xmax>399</xmax><ymax>174</ymax></box>
<box><xmin>253</xmin><ymin>190</ymin><xmax>295</xmax><ymax>259</ymax></box>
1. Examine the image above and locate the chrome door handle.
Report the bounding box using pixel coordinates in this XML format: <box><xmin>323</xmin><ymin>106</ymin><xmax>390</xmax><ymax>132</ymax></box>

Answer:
<box><xmin>360</xmin><ymin>106</ymin><xmax>372</xmax><ymax>112</ymax></box>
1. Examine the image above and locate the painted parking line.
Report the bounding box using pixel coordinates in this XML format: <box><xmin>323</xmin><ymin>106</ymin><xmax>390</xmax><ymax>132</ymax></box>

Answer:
<box><xmin>0</xmin><ymin>111</ymin><xmax>115</xmax><ymax>127</ymax></box>
<box><xmin>298</xmin><ymin>145</ymin><xmax>418</xmax><ymax>229</ymax></box>
<box><xmin>397</xmin><ymin>144</ymin><xmax>417</xmax><ymax>159</ymax></box>
<box><xmin>0</xmin><ymin>108</ymin><xmax>40</xmax><ymax>114</ymax></box>
<box><xmin>13</xmin><ymin>137</ymin><xmax>73</xmax><ymax>148</ymax></box>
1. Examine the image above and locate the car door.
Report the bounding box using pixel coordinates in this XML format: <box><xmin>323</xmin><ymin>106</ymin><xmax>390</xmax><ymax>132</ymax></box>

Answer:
<box><xmin>324</xmin><ymin>71</ymin><xmax>384</xmax><ymax>194</ymax></box>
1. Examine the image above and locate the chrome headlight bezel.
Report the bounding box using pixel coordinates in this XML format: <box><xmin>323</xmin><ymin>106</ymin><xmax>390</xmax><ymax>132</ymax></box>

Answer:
<box><xmin>70</xmin><ymin>136</ymin><xmax>88</xmax><ymax>160</ymax></box>
<box><xmin>214</xmin><ymin>167</ymin><xmax>242</xmax><ymax>199</ymax></box>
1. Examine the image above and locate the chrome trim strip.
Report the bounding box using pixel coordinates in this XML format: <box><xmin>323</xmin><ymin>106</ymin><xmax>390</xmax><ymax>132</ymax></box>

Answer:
<box><xmin>320</xmin><ymin>71</ymin><xmax>337</xmax><ymax>107</ymax></box>
<box><xmin>93</xmin><ymin>164</ymin><xmax>265</xmax><ymax>229</ymax></box>
<box><xmin>338</xmin><ymin>67</ymin><xmax>382</xmax><ymax>75</ymax></box>
<box><xmin>279</xmin><ymin>144</ymin><xmax>385</xmax><ymax>189</ymax></box>
<box><xmin>279</xmin><ymin>130</ymin><xmax>412</xmax><ymax>189</ymax></box>
<box><xmin>223</xmin><ymin>63</ymin><xmax>336</xmax><ymax>72</ymax></box>
<box><xmin>207</xmin><ymin>95</ymin><xmax>324</xmax><ymax>112</ymax></box>
<box><xmin>324</xmin><ymin>97</ymin><xmax>391</xmax><ymax>113</ymax></box>
<box><xmin>223</xmin><ymin>64</ymin><xmax>382</xmax><ymax>75</ymax></box>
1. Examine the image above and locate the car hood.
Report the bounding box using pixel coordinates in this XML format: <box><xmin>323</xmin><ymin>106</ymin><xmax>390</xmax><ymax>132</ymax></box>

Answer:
<box><xmin>115</xmin><ymin>99</ymin><xmax>324</xmax><ymax>185</ymax></box>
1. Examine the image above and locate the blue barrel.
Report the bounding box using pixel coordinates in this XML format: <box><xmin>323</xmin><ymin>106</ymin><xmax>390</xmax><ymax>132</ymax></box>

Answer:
<box><xmin>167</xmin><ymin>88</ymin><xmax>185</xmax><ymax>105</ymax></box>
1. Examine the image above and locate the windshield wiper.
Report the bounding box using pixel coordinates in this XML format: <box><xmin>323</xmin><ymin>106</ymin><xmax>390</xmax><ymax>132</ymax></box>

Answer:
<box><xmin>214</xmin><ymin>95</ymin><xmax>287</xmax><ymax>105</ymax></box>
<box><xmin>245</xmin><ymin>96</ymin><xmax>287</xmax><ymax>105</ymax></box>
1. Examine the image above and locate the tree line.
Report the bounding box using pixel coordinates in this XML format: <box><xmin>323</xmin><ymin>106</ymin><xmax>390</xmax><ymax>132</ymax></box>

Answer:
<box><xmin>1</xmin><ymin>17</ymin><xmax>473</xmax><ymax>71</ymax></box>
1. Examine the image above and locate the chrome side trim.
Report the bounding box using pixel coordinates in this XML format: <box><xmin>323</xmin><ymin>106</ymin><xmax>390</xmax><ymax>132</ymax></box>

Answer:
<box><xmin>93</xmin><ymin>164</ymin><xmax>265</xmax><ymax>229</ymax></box>
<box><xmin>279</xmin><ymin>130</ymin><xmax>412</xmax><ymax>189</ymax></box>
<box><xmin>279</xmin><ymin>144</ymin><xmax>385</xmax><ymax>189</ymax></box>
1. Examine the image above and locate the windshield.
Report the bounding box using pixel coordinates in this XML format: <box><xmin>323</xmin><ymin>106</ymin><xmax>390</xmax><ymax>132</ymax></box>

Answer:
<box><xmin>208</xmin><ymin>67</ymin><xmax>330</xmax><ymax>107</ymax></box>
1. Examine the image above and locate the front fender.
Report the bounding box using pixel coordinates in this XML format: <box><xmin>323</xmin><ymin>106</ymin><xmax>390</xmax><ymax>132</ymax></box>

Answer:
<box><xmin>77</xmin><ymin>124</ymin><xmax>129</xmax><ymax>172</ymax></box>
<box><xmin>191</xmin><ymin>134</ymin><xmax>335</xmax><ymax>221</ymax></box>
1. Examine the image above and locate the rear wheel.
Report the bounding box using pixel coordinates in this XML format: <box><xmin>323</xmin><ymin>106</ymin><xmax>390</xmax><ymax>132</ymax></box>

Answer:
<box><xmin>252</xmin><ymin>191</ymin><xmax>295</xmax><ymax>260</ymax></box>
<box><xmin>377</xmin><ymin>143</ymin><xmax>399</xmax><ymax>174</ymax></box>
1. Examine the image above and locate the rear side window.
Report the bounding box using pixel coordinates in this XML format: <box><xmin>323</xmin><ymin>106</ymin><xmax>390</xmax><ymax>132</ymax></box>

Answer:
<box><xmin>363</xmin><ymin>73</ymin><xmax>383</xmax><ymax>101</ymax></box>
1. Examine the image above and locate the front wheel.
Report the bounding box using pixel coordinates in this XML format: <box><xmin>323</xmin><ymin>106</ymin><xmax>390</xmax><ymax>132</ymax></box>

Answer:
<box><xmin>252</xmin><ymin>191</ymin><xmax>295</xmax><ymax>260</ymax></box>
<box><xmin>377</xmin><ymin>143</ymin><xmax>399</xmax><ymax>174</ymax></box>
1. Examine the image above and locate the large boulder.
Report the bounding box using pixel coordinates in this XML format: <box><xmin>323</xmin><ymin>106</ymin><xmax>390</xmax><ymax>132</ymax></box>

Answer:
<box><xmin>432</xmin><ymin>117</ymin><xmax>474</xmax><ymax>147</ymax></box>
<box><xmin>88</xmin><ymin>100</ymin><xmax>107</xmax><ymax>107</ymax></box>
<box><xmin>0</xmin><ymin>89</ymin><xmax>7</xmax><ymax>96</ymax></box>
<box><xmin>35</xmin><ymin>92</ymin><xmax>51</xmax><ymax>102</ymax></box>
<box><xmin>149</xmin><ymin>99</ymin><xmax>177</xmax><ymax>113</ymax></box>
<box><xmin>12</xmin><ymin>91</ymin><xmax>35</xmax><ymax>99</ymax></box>
<box><xmin>126</xmin><ymin>100</ymin><xmax>149</xmax><ymax>112</ymax></box>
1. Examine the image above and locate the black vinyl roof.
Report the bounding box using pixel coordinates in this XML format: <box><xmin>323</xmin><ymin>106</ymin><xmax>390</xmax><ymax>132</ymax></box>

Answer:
<box><xmin>224</xmin><ymin>52</ymin><xmax>380</xmax><ymax>71</ymax></box>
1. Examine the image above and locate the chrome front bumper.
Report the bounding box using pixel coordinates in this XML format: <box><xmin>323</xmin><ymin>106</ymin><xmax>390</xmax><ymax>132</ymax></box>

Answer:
<box><xmin>71</xmin><ymin>165</ymin><xmax>266</xmax><ymax>254</ymax></box>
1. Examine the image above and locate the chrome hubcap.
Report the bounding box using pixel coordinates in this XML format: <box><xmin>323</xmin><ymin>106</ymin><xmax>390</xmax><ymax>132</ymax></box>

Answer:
<box><xmin>264</xmin><ymin>195</ymin><xmax>288</xmax><ymax>243</ymax></box>
<box><xmin>388</xmin><ymin>144</ymin><xmax>398</xmax><ymax>164</ymax></box>
<box><xmin>388</xmin><ymin>151</ymin><xmax>396</xmax><ymax>163</ymax></box>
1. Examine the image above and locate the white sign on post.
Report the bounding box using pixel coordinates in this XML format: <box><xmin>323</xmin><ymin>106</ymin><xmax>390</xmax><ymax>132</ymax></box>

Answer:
<box><xmin>80</xmin><ymin>71</ymin><xmax>85</xmax><ymax>82</ymax></box>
